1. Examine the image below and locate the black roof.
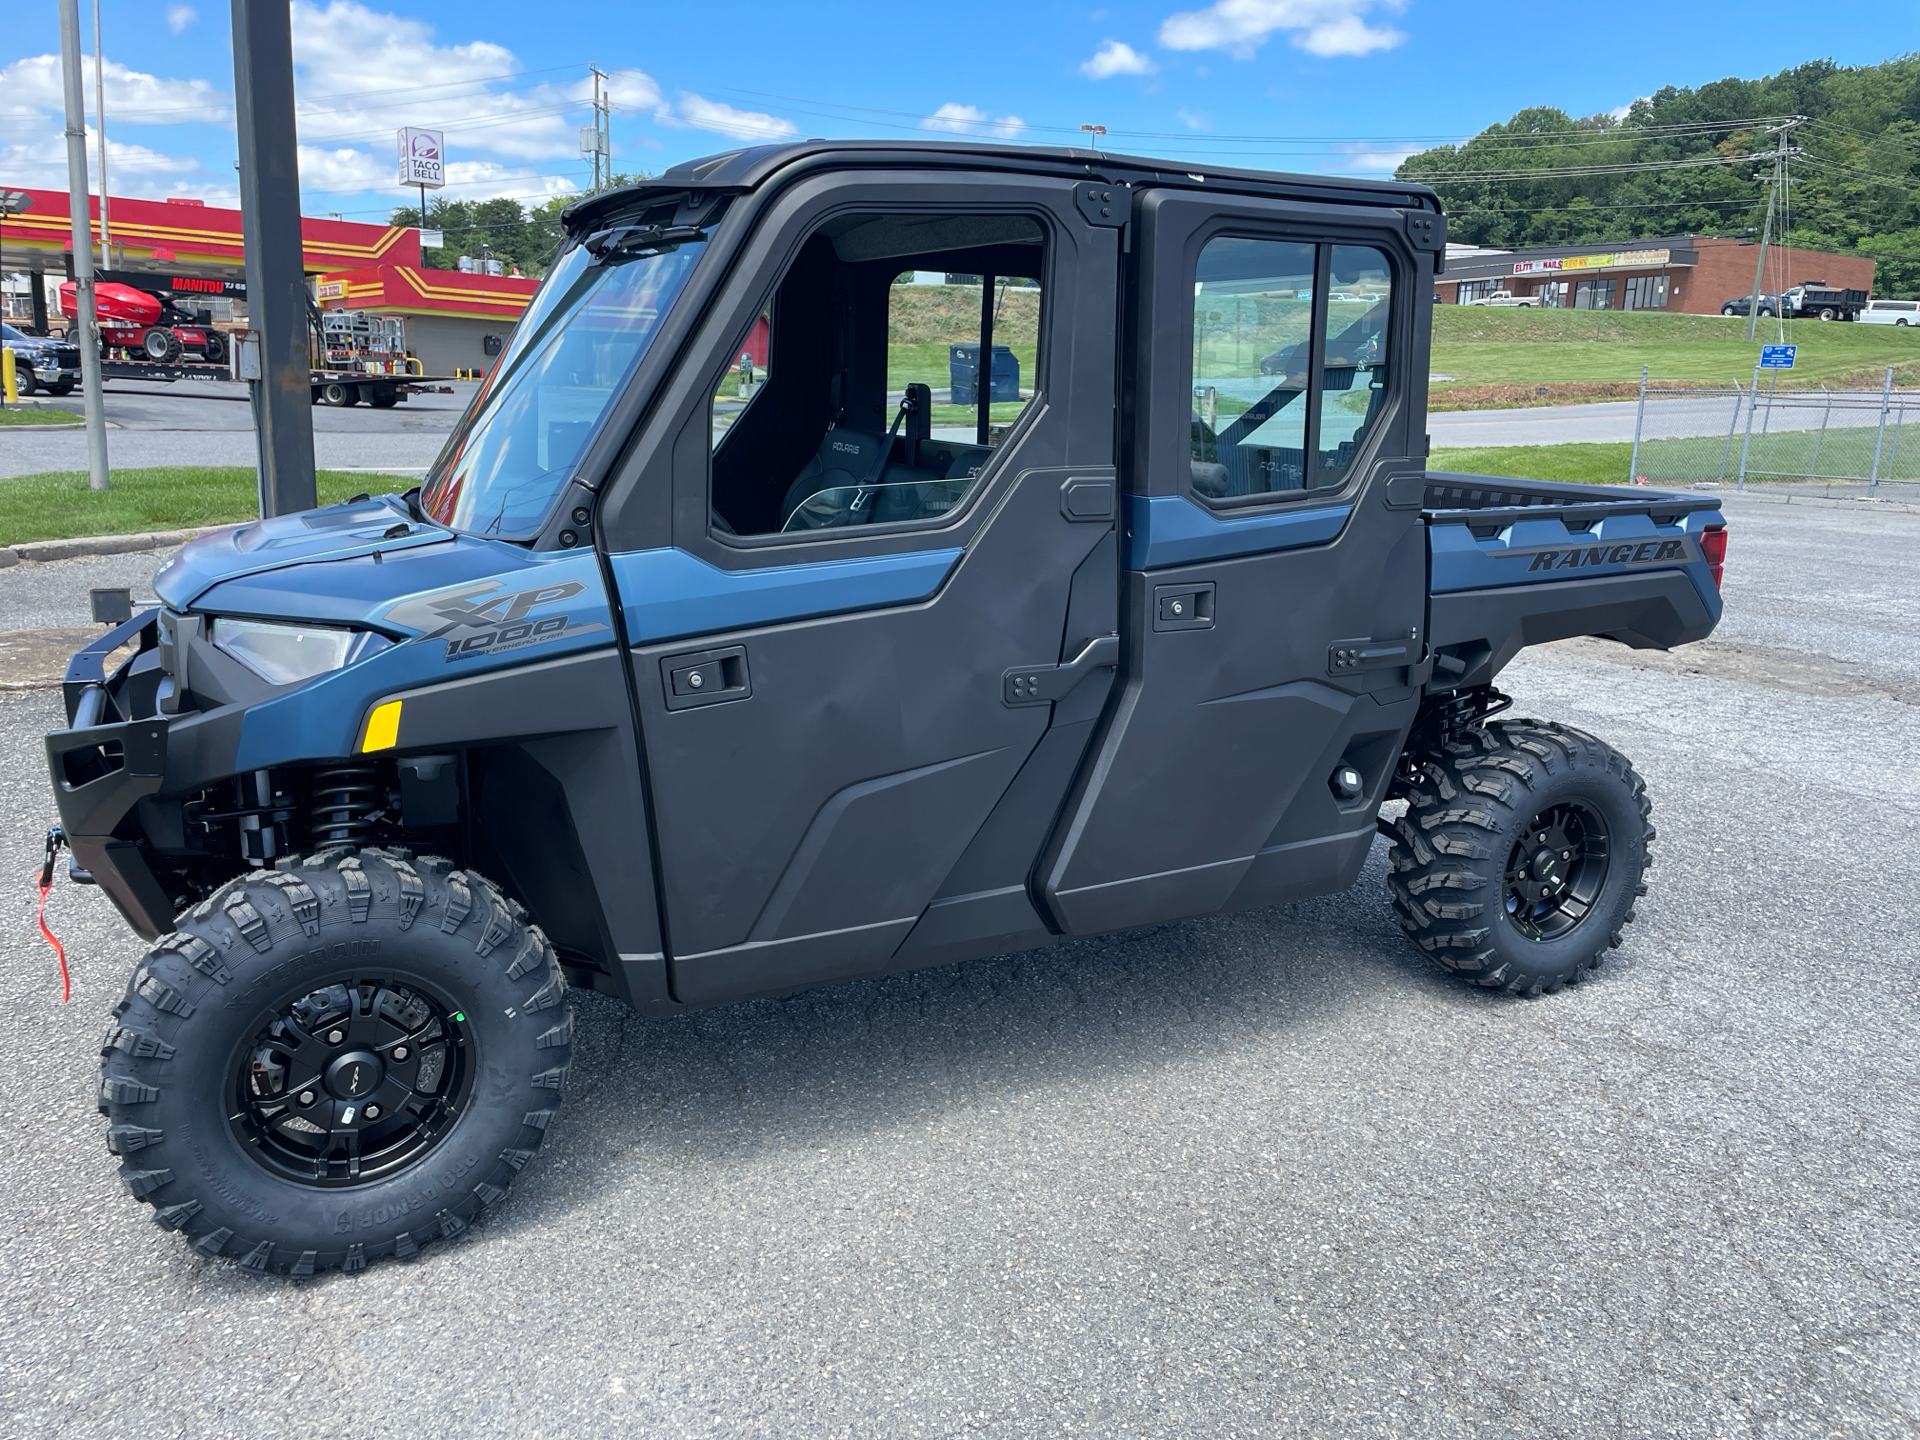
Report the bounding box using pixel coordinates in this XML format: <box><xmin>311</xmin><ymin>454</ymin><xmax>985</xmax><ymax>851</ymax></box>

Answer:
<box><xmin>564</xmin><ymin>139</ymin><xmax>1441</xmax><ymax>232</ymax></box>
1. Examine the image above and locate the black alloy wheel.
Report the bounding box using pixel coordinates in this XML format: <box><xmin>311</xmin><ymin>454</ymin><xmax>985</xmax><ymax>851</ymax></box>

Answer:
<box><xmin>97</xmin><ymin>849</ymin><xmax>572</xmax><ymax>1276</ymax></box>
<box><xmin>230</xmin><ymin>978</ymin><xmax>476</xmax><ymax>1187</ymax></box>
<box><xmin>1386</xmin><ymin>718</ymin><xmax>1654</xmax><ymax>995</ymax></box>
<box><xmin>1501</xmin><ymin>799</ymin><xmax>1610</xmax><ymax>942</ymax></box>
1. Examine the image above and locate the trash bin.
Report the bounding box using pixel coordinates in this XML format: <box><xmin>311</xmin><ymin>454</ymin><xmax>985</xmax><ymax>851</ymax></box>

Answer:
<box><xmin>948</xmin><ymin>343</ymin><xmax>1020</xmax><ymax>405</ymax></box>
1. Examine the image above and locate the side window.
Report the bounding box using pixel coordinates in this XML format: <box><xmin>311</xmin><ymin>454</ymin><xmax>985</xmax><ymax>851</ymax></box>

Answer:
<box><xmin>709</xmin><ymin>215</ymin><xmax>1046</xmax><ymax>538</ymax></box>
<box><xmin>1188</xmin><ymin>237</ymin><xmax>1395</xmax><ymax>502</ymax></box>
<box><xmin>1316</xmin><ymin>245</ymin><xmax>1393</xmax><ymax>490</ymax></box>
<box><xmin>1190</xmin><ymin>239</ymin><xmax>1316</xmax><ymax>498</ymax></box>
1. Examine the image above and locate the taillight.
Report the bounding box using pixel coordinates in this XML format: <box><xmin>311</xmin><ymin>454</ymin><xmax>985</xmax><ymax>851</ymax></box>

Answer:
<box><xmin>1698</xmin><ymin>524</ymin><xmax>1727</xmax><ymax>590</ymax></box>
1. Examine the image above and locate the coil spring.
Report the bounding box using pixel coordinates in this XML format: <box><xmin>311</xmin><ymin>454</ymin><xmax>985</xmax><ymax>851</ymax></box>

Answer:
<box><xmin>310</xmin><ymin>765</ymin><xmax>381</xmax><ymax>847</ymax></box>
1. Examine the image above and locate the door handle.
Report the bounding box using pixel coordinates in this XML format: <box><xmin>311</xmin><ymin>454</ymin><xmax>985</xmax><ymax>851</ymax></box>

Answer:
<box><xmin>1003</xmin><ymin>634</ymin><xmax>1119</xmax><ymax>706</ymax></box>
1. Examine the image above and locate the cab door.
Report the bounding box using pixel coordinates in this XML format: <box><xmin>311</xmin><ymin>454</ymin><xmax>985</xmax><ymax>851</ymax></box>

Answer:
<box><xmin>1040</xmin><ymin>189</ymin><xmax>1437</xmax><ymax>934</ymax></box>
<box><xmin>597</xmin><ymin>172</ymin><xmax>1123</xmax><ymax>1006</ymax></box>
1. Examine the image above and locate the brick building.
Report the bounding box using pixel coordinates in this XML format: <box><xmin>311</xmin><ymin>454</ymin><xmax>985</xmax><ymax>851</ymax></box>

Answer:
<box><xmin>1435</xmin><ymin>235</ymin><xmax>1876</xmax><ymax>314</ymax></box>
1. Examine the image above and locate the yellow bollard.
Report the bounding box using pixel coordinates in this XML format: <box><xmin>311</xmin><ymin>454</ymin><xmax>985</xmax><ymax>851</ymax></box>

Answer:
<box><xmin>1</xmin><ymin>347</ymin><xmax>16</xmax><ymax>404</ymax></box>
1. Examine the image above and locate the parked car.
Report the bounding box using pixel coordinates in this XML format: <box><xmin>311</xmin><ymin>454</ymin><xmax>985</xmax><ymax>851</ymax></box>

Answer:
<box><xmin>1466</xmin><ymin>291</ymin><xmax>1537</xmax><ymax>307</ymax></box>
<box><xmin>1</xmin><ymin>321</ymin><xmax>81</xmax><ymax>396</ymax></box>
<box><xmin>1860</xmin><ymin>298</ymin><xmax>1919</xmax><ymax>327</ymax></box>
<box><xmin>52</xmin><ymin>140</ymin><xmax>1727</xmax><ymax>1278</ymax></box>
<box><xmin>1720</xmin><ymin>294</ymin><xmax>1782</xmax><ymax>318</ymax></box>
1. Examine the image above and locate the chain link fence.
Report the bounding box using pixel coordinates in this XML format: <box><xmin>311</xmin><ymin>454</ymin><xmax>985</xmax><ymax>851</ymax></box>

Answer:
<box><xmin>1628</xmin><ymin>368</ymin><xmax>1918</xmax><ymax>500</ymax></box>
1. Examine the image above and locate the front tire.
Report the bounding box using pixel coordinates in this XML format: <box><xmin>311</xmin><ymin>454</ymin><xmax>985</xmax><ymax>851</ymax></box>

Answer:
<box><xmin>319</xmin><ymin>381</ymin><xmax>357</xmax><ymax>406</ymax></box>
<box><xmin>97</xmin><ymin>848</ymin><xmax>571</xmax><ymax>1277</ymax></box>
<box><xmin>143</xmin><ymin>328</ymin><xmax>183</xmax><ymax>363</ymax></box>
<box><xmin>1386</xmin><ymin>719</ymin><xmax>1653</xmax><ymax>995</ymax></box>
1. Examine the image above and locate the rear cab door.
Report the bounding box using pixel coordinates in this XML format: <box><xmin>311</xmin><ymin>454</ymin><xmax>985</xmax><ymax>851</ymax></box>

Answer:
<box><xmin>1040</xmin><ymin>185</ymin><xmax>1441</xmax><ymax>932</ymax></box>
<box><xmin>595</xmin><ymin>163</ymin><xmax>1124</xmax><ymax>1005</ymax></box>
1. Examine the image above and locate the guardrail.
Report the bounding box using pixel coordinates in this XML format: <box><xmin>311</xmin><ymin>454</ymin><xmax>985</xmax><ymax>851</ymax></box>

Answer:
<box><xmin>1627</xmin><ymin>366</ymin><xmax>1916</xmax><ymax>499</ymax></box>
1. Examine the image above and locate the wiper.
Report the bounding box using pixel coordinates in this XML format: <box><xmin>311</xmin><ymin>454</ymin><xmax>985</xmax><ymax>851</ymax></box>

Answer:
<box><xmin>580</xmin><ymin>222</ymin><xmax>706</xmax><ymax>264</ymax></box>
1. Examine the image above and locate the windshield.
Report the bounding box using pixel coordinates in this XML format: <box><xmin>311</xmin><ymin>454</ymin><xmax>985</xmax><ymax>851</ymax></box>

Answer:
<box><xmin>421</xmin><ymin>231</ymin><xmax>709</xmax><ymax>537</ymax></box>
<box><xmin>1</xmin><ymin>324</ymin><xmax>29</xmax><ymax>343</ymax></box>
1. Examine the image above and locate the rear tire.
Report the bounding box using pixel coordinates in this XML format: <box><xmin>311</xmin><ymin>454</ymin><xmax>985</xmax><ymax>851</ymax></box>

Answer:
<box><xmin>1385</xmin><ymin>719</ymin><xmax>1653</xmax><ymax>996</ymax></box>
<box><xmin>319</xmin><ymin>382</ymin><xmax>357</xmax><ymax>407</ymax></box>
<box><xmin>96</xmin><ymin>848</ymin><xmax>571</xmax><ymax>1277</ymax></box>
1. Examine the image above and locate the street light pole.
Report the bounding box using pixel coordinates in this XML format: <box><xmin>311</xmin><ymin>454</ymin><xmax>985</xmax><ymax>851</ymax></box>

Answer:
<box><xmin>231</xmin><ymin>0</ymin><xmax>316</xmax><ymax>516</ymax></box>
<box><xmin>93</xmin><ymin>0</ymin><xmax>112</xmax><ymax>267</ymax></box>
<box><xmin>58</xmin><ymin>0</ymin><xmax>110</xmax><ymax>492</ymax></box>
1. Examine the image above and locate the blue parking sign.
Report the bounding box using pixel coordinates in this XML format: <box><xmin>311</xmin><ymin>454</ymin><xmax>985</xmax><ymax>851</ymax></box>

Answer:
<box><xmin>1760</xmin><ymin>344</ymin><xmax>1797</xmax><ymax>368</ymax></box>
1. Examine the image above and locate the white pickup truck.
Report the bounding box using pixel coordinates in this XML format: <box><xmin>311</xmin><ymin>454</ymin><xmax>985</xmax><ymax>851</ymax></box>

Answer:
<box><xmin>1465</xmin><ymin>290</ymin><xmax>1538</xmax><ymax>307</ymax></box>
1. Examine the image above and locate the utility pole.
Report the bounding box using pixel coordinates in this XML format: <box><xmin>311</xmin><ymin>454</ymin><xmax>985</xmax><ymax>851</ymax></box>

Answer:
<box><xmin>1744</xmin><ymin>118</ymin><xmax>1802</xmax><ymax>343</ymax></box>
<box><xmin>93</xmin><ymin>0</ymin><xmax>111</xmax><ymax>267</ymax></box>
<box><xmin>58</xmin><ymin>0</ymin><xmax>109</xmax><ymax>491</ymax></box>
<box><xmin>231</xmin><ymin>0</ymin><xmax>317</xmax><ymax>516</ymax></box>
<box><xmin>585</xmin><ymin>67</ymin><xmax>610</xmax><ymax>191</ymax></box>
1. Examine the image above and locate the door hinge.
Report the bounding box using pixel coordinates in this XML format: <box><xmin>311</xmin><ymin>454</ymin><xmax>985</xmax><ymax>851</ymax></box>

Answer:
<box><xmin>1073</xmin><ymin>182</ymin><xmax>1126</xmax><ymax>228</ymax></box>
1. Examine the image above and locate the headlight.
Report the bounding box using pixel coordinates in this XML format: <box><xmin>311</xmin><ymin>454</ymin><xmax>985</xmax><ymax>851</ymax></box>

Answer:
<box><xmin>212</xmin><ymin>618</ymin><xmax>391</xmax><ymax>686</ymax></box>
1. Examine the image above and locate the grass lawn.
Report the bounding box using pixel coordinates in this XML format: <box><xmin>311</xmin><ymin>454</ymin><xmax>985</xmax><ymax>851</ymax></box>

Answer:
<box><xmin>1430</xmin><ymin>308</ymin><xmax>1920</xmax><ymax>404</ymax></box>
<box><xmin>0</xmin><ymin>467</ymin><xmax>417</xmax><ymax>545</ymax></box>
<box><xmin>0</xmin><ymin>406</ymin><xmax>82</xmax><ymax>426</ymax></box>
<box><xmin>1434</xmin><ymin>427</ymin><xmax>1920</xmax><ymax>489</ymax></box>
<box><xmin>1430</xmin><ymin>444</ymin><xmax>1635</xmax><ymax>488</ymax></box>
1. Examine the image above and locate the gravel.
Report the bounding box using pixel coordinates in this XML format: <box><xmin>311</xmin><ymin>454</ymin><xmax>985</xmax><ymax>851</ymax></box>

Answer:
<box><xmin>0</xmin><ymin>494</ymin><xmax>1914</xmax><ymax>1438</ymax></box>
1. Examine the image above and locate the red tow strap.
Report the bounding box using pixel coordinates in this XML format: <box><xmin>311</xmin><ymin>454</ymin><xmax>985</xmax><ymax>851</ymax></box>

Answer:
<box><xmin>38</xmin><ymin>830</ymin><xmax>70</xmax><ymax>1004</ymax></box>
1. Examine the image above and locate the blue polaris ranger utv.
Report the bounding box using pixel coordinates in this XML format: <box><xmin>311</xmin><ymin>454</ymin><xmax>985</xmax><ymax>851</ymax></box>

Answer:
<box><xmin>47</xmin><ymin>142</ymin><xmax>1727</xmax><ymax>1276</ymax></box>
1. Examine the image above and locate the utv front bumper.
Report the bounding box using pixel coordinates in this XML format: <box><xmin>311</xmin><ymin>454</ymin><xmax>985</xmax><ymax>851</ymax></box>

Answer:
<box><xmin>43</xmin><ymin>610</ymin><xmax>224</xmax><ymax>940</ymax></box>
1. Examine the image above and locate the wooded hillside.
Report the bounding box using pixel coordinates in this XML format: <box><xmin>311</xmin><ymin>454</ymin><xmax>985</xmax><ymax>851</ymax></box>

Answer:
<box><xmin>1397</xmin><ymin>56</ymin><xmax>1920</xmax><ymax>295</ymax></box>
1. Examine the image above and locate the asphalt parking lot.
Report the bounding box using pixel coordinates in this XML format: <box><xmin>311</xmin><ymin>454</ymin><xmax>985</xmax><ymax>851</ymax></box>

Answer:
<box><xmin>0</xmin><ymin>494</ymin><xmax>1915</xmax><ymax>1438</ymax></box>
<box><xmin>0</xmin><ymin>379</ymin><xmax>479</xmax><ymax>478</ymax></box>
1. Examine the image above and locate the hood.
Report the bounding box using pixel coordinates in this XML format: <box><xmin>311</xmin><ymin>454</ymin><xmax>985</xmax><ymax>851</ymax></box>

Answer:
<box><xmin>160</xmin><ymin>494</ymin><xmax>604</xmax><ymax>642</ymax></box>
<box><xmin>155</xmin><ymin>494</ymin><xmax>459</xmax><ymax>612</ymax></box>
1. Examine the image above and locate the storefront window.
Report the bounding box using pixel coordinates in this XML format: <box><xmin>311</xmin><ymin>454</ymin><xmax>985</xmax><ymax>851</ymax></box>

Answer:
<box><xmin>1622</xmin><ymin>274</ymin><xmax>1669</xmax><ymax>311</ymax></box>
<box><xmin>1574</xmin><ymin>278</ymin><xmax>1615</xmax><ymax>310</ymax></box>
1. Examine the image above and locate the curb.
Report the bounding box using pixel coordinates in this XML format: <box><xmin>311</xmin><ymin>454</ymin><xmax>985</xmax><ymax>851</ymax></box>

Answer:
<box><xmin>0</xmin><ymin>528</ymin><xmax>201</xmax><ymax>568</ymax></box>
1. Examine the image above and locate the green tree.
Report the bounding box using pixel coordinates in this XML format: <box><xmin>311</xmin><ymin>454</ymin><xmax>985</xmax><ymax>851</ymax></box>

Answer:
<box><xmin>1398</xmin><ymin>55</ymin><xmax>1920</xmax><ymax>296</ymax></box>
<box><xmin>390</xmin><ymin>171</ymin><xmax>654</xmax><ymax>279</ymax></box>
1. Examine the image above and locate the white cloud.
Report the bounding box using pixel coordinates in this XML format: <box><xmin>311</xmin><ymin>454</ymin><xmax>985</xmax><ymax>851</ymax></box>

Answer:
<box><xmin>1158</xmin><ymin>0</ymin><xmax>1406</xmax><ymax>59</ymax></box>
<box><xmin>166</xmin><ymin>5</ymin><xmax>197</xmax><ymax>32</ymax></box>
<box><xmin>289</xmin><ymin>2</ymin><xmax>580</xmax><ymax>162</ymax></box>
<box><xmin>1081</xmin><ymin>40</ymin><xmax>1157</xmax><ymax>78</ymax></box>
<box><xmin>921</xmin><ymin>103</ymin><xmax>1026</xmax><ymax>141</ymax></box>
<box><xmin>1177</xmin><ymin>107</ymin><xmax>1210</xmax><ymax>129</ymax></box>
<box><xmin>667</xmin><ymin>94</ymin><xmax>798</xmax><ymax>141</ymax></box>
<box><xmin>0</xmin><ymin>54</ymin><xmax>227</xmax><ymax>125</ymax></box>
<box><xmin>296</xmin><ymin>145</ymin><xmax>392</xmax><ymax>193</ymax></box>
<box><xmin>1609</xmin><ymin>96</ymin><xmax>1648</xmax><ymax>122</ymax></box>
<box><xmin>0</xmin><ymin>130</ymin><xmax>214</xmax><ymax>197</ymax></box>
<box><xmin>1334</xmin><ymin>141</ymin><xmax>1420</xmax><ymax>171</ymax></box>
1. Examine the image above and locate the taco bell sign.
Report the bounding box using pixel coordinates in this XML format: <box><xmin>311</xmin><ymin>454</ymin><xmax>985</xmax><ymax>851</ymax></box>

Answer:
<box><xmin>397</xmin><ymin>128</ymin><xmax>446</xmax><ymax>188</ymax></box>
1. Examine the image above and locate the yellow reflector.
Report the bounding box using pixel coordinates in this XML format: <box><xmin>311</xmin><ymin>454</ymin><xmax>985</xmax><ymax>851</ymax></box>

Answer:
<box><xmin>361</xmin><ymin>700</ymin><xmax>402</xmax><ymax>752</ymax></box>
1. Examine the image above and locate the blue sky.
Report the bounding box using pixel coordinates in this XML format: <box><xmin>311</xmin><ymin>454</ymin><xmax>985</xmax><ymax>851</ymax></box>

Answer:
<box><xmin>4</xmin><ymin>0</ymin><xmax>1916</xmax><ymax>225</ymax></box>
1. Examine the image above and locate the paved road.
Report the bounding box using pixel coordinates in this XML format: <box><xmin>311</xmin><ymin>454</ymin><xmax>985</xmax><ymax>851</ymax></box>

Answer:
<box><xmin>0</xmin><ymin>496</ymin><xmax>1915</xmax><ymax>1437</ymax></box>
<box><xmin>0</xmin><ymin>380</ymin><xmax>479</xmax><ymax>478</ymax></box>
<box><xmin>1430</xmin><ymin>393</ymin><xmax>1901</xmax><ymax>450</ymax></box>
